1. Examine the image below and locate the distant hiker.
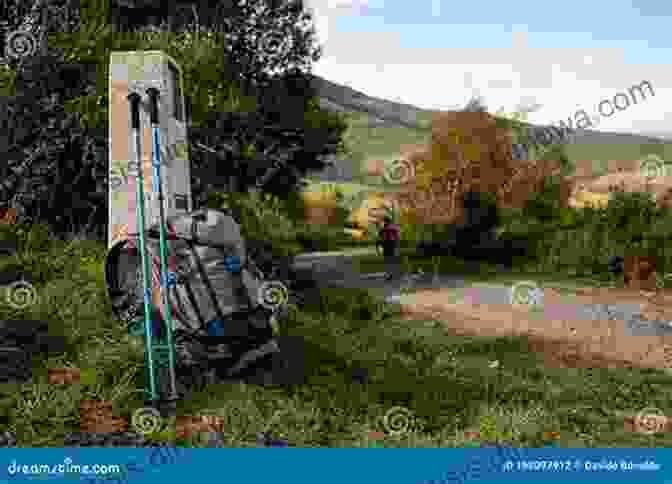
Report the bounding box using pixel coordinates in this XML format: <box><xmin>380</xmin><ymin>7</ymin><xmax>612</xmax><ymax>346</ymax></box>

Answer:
<box><xmin>377</xmin><ymin>215</ymin><xmax>401</xmax><ymax>280</ymax></box>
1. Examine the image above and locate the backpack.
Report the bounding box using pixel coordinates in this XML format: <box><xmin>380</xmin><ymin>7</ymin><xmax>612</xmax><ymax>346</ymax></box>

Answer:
<box><xmin>106</xmin><ymin>209</ymin><xmax>262</xmax><ymax>340</ymax></box>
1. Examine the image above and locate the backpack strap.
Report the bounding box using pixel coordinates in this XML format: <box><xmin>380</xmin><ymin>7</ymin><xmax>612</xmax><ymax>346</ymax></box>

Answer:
<box><xmin>188</xmin><ymin>216</ymin><xmax>227</xmax><ymax>324</ymax></box>
<box><xmin>178</xmin><ymin>272</ymin><xmax>209</xmax><ymax>334</ymax></box>
<box><xmin>186</xmin><ymin>240</ymin><xmax>228</xmax><ymax>323</ymax></box>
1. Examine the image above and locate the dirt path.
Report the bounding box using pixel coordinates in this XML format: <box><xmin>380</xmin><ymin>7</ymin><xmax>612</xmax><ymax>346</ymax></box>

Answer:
<box><xmin>294</xmin><ymin>250</ymin><xmax>672</xmax><ymax>371</ymax></box>
<box><xmin>399</xmin><ymin>286</ymin><xmax>672</xmax><ymax>370</ymax></box>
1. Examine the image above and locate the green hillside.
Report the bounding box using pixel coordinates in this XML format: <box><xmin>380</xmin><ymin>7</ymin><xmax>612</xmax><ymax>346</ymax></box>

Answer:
<box><xmin>310</xmin><ymin>75</ymin><xmax>672</xmax><ymax>183</ymax></box>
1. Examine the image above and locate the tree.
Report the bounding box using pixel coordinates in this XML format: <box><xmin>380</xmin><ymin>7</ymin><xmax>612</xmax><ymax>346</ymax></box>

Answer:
<box><xmin>189</xmin><ymin>68</ymin><xmax>347</xmax><ymax>203</ymax></box>
<box><xmin>181</xmin><ymin>0</ymin><xmax>347</xmax><ymax>202</ymax></box>
<box><xmin>0</xmin><ymin>0</ymin><xmax>347</xmax><ymax>237</ymax></box>
<box><xmin>395</xmin><ymin>98</ymin><xmax>517</xmax><ymax>229</ymax></box>
<box><xmin>104</xmin><ymin>0</ymin><xmax>346</xmax><ymax>203</ymax></box>
<box><xmin>0</xmin><ymin>49</ymin><xmax>107</xmax><ymax>236</ymax></box>
<box><xmin>0</xmin><ymin>0</ymin><xmax>107</xmax><ymax>236</ymax></box>
<box><xmin>462</xmin><ymin>95</ymin><xmax>488</xmax><ymax>113</ymax></box>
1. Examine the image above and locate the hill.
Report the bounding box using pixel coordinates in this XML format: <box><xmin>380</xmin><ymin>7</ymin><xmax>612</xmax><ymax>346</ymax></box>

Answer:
<box><xmin>308</xmin><ymin>75</ymin><xmax>672</xmax><ymax>184</ymax></box>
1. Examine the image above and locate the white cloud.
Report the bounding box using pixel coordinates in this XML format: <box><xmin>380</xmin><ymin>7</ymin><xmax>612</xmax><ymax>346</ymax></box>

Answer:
<box><xmin>304</xmin><ymin>2</ymin><xmax>671</xmax><ymax>135</ymax></box>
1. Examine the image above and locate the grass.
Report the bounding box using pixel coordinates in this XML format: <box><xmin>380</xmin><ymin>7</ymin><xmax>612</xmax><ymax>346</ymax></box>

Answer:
<box><xmin>1</xmin><ymin>231</ymin><xmax>672</xmax><ymax>448</ymax></box>
<box><xmin>341</xmin><ymin>111</ymin><xmax>432</xmax><ymax>166</ymax></box>
<box><xmin>352</xmin><ymin>251</ymin><xmax>620</xmax><ymax>287</ymax></box>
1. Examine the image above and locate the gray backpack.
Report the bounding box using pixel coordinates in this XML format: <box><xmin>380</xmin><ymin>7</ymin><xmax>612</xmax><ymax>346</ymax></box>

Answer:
<box><xmin>145</xmin><ymin>208</ymin><xmax>262</xmax><ymax>338</ymax></box>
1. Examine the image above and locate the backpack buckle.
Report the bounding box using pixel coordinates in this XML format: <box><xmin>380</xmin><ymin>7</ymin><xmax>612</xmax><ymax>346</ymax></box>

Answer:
<box><xmin>165</xmin><ymin>272</ymin><xmax>178</xmax><ymax>288</ymax></box>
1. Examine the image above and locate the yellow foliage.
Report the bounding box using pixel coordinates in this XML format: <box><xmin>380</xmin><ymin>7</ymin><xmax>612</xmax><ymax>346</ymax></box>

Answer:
<box><xmin>347</xmin><ymin>192</ymin><xmax>398</xmax><ymax>228</ymax></box>
<box><xmin>319</xmin><ymin>183</ymin><xmax>340</xmax><ymax>193</ymax></box>
<box><xmin>365</xmin><ymin>192</ymin><xmax>387</xmax><ymax>206</ymax></box>
<box><xmin>413</xmin><ymin>122</ymin><xmax>490</xmax><ymax>193</ymax></box>
<box><xmin>302</xmin><ymin>190</ymin><xmax>337</xmax><ymax>205</ymax></box>
<box><xmin>350</xmin><ymin>207</ymin><xmax>369</xmax><ymax>227</ymax></box>
<box><xmin>570</xmin><ymin>189</ymin><xmax>610</xmax><ymax>208</ymax></box>
<box><xmin>344</xmin><ymin>228</ymin><xmax>367</xmax><ymax>240</ymax></box>
<box><xmin>399</xmin><ymin>206</ymin><xmax>417</xmax><ymax>225</ymax></box>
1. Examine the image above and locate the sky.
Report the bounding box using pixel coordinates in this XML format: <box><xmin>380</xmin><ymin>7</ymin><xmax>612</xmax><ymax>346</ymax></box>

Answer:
<box><xmin>304</xmin><ymin>0</ymin><xmax>672</xmax><ymax>137</ymax></box>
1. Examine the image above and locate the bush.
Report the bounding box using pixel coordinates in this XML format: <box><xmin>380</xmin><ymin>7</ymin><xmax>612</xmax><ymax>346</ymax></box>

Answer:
<box><xmin>400</xmin><ymin>222</ymin><xmax>421</xmax><ymax>246</ymax></box>
<box><xmin>280</xmin><ymin>189</ymin><xmax>309</xmax><ymax>224</ymax></box>
<box><xmin>510</xmin><ymin>188</ymin><xmax>672</xmax><ymax>275</ymax></box>
<box><xmin>523</xmin><ymin>175</ymin><xmax>566</xmax><ymax>223</ymax></box>
<box><xmin>294</xmin><ymin>223</ymin><xmax>351</xmax><ymax>252</ymax></box>
<box><xmin>205</xmin><ymin>190</ymin><xmax>360</xmax><ymax>255</ymax></box>
<box><xmin>602</xmin><ymin>190</ymin><xmax>660</xmax><ymax>247</ymax></box>
<box><xmin>205</xmin><ymin>191</ymin><xmax>302</xmax><ymax>257</ymax></box>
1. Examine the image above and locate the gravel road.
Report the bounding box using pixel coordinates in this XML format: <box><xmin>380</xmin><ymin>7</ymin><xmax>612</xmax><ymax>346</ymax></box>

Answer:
<box><xmin>293</xmin><ymin>252</ymin><xmax>672</xmax><ymax>338</ymax></box>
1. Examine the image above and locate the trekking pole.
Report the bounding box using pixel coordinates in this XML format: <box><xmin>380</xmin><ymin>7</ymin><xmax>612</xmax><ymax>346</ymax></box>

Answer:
<box><xmin>146</xmin><ymin>87</ymin><xmax>179</xmax><ymax>402</ymax></box>
<box><xmin>128</xmin><ymin>92</ymin><xmax>160</xmax><ymax>403</ymax></box>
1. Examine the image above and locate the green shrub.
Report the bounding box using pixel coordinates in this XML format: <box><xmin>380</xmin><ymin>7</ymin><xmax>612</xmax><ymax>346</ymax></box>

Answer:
<box><xmin>333</xmin><ymin>187</ymin><xmax>351</xmax><ymax>228</ymax></box>
<box><xmin>280</xmin><ymin>190</ymin><xmax>309</xmax><ymax>223</ymax></box>
<box><xmin>400</xmin><ymin>222</ymin><xmax>421</xmax><ymax>245</ymax></box>
<box><xmin>602</xmin><ymin>190</ymin><xmax>659</xmax><ymax>247</ymax></box>
<box><xmin>295</xmin><ymin>223</ymin><xmax>351</xmax><ymax>252</ymax></box>
<box><xmin>205</xmin><ymin>191</ymin><xmax>301</xmax><ymax>255</ymax></box>
<box><xmin>205</xmin><ymin>190</ymin><xmax>365</xmax><ymax>254</ymax></box>
<box><xmin>507</xmin><ymin>187</ymin><xmax>672</xmax><ymax>275</ymax></box>
<box><xmin>523</xmin><ymin>175</ymin><xmax>567</xmax><ymax>223</ymax></box>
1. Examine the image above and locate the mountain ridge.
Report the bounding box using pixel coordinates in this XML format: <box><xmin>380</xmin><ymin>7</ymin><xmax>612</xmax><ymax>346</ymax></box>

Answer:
<box><xmin>308</xmin><ymin>74</ymin><xmax>670</xmax><ymax>183</ymax></box>
<box><xmin>311</xmin><ymin>73</ymin><xmax>668</xmax><ymax>142</ymax></box>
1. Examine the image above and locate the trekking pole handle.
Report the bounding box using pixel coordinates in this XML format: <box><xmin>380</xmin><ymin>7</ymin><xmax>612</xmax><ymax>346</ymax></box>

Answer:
<box><xmin>146</xmin><ymin>88</ymin><xmax>160</xmax><ymax>124</ymax></box>
<box><xmin>128</xmin><ymin>92</ymin><xmax>141</xmax><ymax>130</ymax></box>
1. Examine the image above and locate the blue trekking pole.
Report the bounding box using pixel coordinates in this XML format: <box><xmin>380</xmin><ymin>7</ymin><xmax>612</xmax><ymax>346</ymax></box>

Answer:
<box><xmin>128</xmin><ymin>92</ymin><xmax>160</xmax><ymax>403</ymax></box>
<box><xmin>146</xmin><ymin>87</ymin><xmax>179</xmax><ymax>404</ymax></box>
